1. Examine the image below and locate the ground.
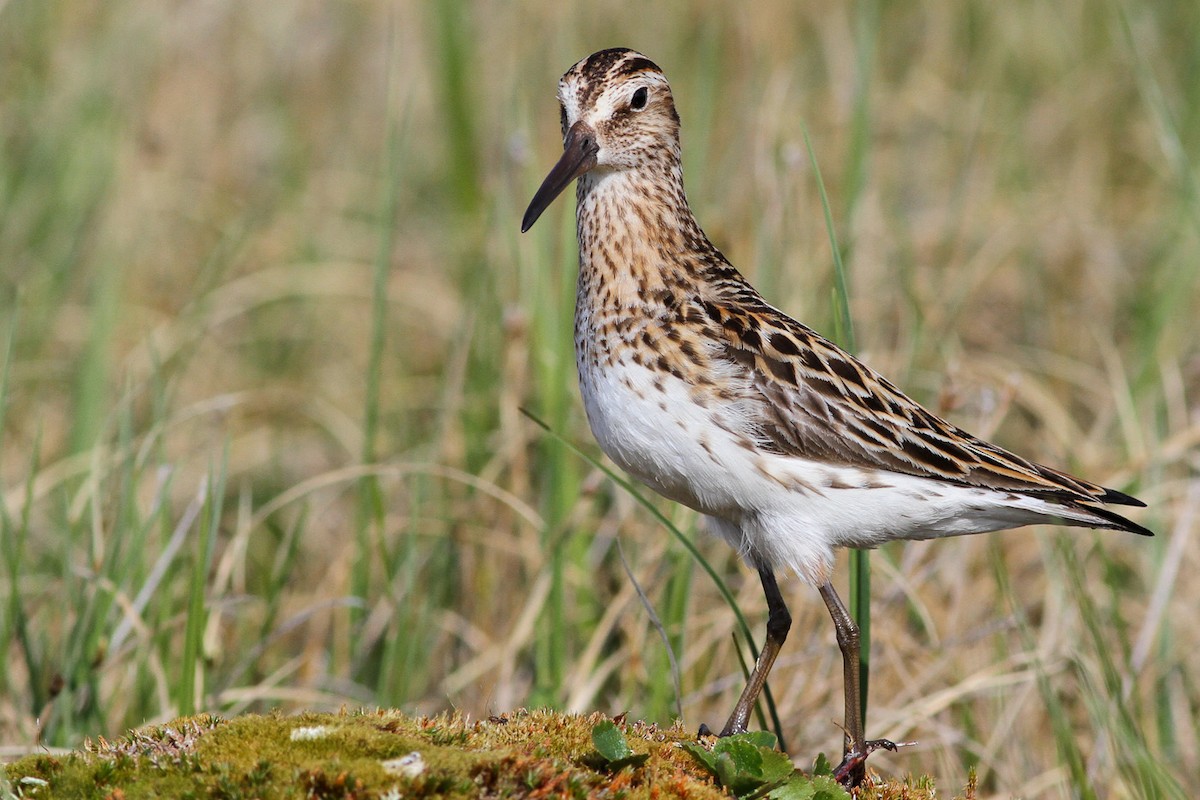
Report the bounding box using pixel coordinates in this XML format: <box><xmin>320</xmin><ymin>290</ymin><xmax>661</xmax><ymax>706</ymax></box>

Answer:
<box><xmin>1</xmin><ymin>709</ymin><xmax>970</xmax><ymax>799</ymax></box>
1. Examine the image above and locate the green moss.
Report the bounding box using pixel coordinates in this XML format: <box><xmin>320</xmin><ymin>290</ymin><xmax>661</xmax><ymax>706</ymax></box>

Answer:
<box><xmin>1</xmin><ymin>710</ymin><xmax>965</xmax><ymax>799</ymax></box>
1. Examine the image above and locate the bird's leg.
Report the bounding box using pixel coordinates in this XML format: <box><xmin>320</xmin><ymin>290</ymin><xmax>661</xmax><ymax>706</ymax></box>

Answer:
<box><xmin>716</xmin><ymin>566</ymin><xmax>791</xmax><ymax>737</ymax></box>
<box><xmin>818</xmin><ymin>581</ymin><xmax>864</xmax><ymax>757</ymax></box>
<box><xmin>818</xmin><ymin>580</ymin><xmax>900</xmax><ymax>787</ymax></box>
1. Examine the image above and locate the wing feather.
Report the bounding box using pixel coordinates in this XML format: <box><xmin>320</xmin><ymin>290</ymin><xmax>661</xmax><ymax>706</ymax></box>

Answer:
<box><xmin>692</xmin><ymin>289</ymin><xmax>1145</xmax><ymax>513</ymax></box>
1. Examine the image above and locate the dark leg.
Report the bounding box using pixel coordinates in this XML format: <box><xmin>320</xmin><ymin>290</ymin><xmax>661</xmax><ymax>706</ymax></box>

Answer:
<box><xmin>819</xmin><ymin>581</ymin><xmax>900</xmax><ymax>787</ymax></box>
<box><xmin>717</xmin><ymin>566</ymin><xmax>792</xmax><ymax>736</ymax></box>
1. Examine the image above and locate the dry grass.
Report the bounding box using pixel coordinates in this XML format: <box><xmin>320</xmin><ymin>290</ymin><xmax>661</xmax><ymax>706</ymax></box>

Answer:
<box><xmin>1</xmin><ymin>2</ymin><xmax>1196</xmax><ymax>798</ymax></box>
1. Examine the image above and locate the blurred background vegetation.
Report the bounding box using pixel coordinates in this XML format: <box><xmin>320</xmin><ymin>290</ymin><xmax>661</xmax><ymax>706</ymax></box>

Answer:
<box><xmin>1</xmin><ymin>1</ymin><xmax>1196</xmax><ymax>797</ymax></box>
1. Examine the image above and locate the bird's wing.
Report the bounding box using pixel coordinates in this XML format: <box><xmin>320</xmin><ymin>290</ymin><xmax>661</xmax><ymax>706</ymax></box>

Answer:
<box><xmin>692</xmin><ymin>289</ymin><xmax>1143</xmax><ymax>509</ymax></box>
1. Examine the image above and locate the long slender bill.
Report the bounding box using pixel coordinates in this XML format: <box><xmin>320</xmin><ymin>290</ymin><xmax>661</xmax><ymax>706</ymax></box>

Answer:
<box><xmin>521</xmin><ymin>121</ymin><xmax>598</xmax><ymax>232</ymax></box>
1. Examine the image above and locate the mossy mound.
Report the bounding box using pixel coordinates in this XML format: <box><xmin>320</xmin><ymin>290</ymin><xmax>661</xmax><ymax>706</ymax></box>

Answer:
<box><xmin>1</xmin><ymin>709</ymin><xmax>962</xmax><ymax>799</ymax></box>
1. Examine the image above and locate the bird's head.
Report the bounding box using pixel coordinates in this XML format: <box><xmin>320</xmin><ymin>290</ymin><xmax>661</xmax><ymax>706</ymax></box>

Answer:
<box><xmin>522</xmin><ymin>48</ymin><xmax>681</xmax><ymax>232</ymax></box>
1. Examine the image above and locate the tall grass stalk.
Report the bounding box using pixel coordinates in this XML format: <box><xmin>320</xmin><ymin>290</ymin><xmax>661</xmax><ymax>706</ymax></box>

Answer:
<box><xmin>843</xmin><ymin>0</ymin><xmax>880</xmax><ymax>737</ymax></box>
<box><xmin>996</xmin><ymin>549</ymin><xmax>1098</xmax><ymax>800</ymax></box>
<box><xmin>522</xmin><ymin>411</ymin><xmax>786</xmax><ymax>746</ymax></box>
<box><xmin>353</xmin><ymin>19</ymin><xmax>402</xmax><ymax>655</ymax></box>
<box><xmin>1111</xmin><ymin>0</ymin><xmax>1200</xmax><ymax>384</ymax></box>
<box><xmin>429</xmin><ymin>0</ymin><xmax>481</xmax><ymax>217</ymax></box>
<box><xmin>179</xmin><ymin>464</ymin><xmax>223</xmax><ymax>717</ymax></box>
<box><xmin>802</xmin><ymin>124</ymin><xmax>870</xmax><ymax>736</ymax></box>
<box><xmin>0</xmin><ymin>312</ymin><xmax>33</xmax><ymax>708</ymax></box>
<box><xmin>1055</xmin><ymin>538</ymin><xmax>1188</xmax><ymax>800</ymax></box>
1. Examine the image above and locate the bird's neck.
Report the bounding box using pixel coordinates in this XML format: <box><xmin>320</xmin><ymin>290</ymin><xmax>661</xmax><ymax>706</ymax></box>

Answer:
<box><xmin>574</xmin><ymin>161</ymin><xmax>722</xmax><ymax>307</ymax></box>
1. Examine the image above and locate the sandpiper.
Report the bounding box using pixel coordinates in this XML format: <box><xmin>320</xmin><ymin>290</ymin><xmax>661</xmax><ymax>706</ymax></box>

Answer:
<box><xmin>520</xmin><ymin>47</ymin><xmax>1149</xmax><ymax>785</ymax></box>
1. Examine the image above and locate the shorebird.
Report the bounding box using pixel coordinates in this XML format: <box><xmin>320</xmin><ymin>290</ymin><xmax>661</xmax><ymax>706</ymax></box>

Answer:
<box><xmin>520</xmin><ymin>48</ymin><xmax>1150</xmax><ymax>785</ymax></box>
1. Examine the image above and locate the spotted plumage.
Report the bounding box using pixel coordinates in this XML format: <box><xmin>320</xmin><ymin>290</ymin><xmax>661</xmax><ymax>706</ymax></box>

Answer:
<box><xmin>521</xmin><ymin>48</ymin><xmax>1149</xmax><ymax>786</ymax></box>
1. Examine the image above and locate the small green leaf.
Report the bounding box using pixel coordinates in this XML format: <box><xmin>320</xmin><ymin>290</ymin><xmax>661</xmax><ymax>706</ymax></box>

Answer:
<box><xmin>807</xmin><ymin>774</ymin><xmax>852</xmax><ymax>800</ymax></box>
<box><xmin>714</xmin><ymin>751</ymin><xmax>763</xmax><ymax>797</ymax></box>
<box><xmin>738</xmin><ymin>730</ymin><xmax>779</xmax><ymax>751</ymax></box>
<box><xmin>682</xmin><ymin>741</ymin><xmax>719</xmax><ymax>774</ymax></box>
<box><xmin>766</xmin><ymin>773</ymin><xmax>850</xmax><ymax>800</ymax></box>
<box><xmin>766</xmin><ymin>778</ymin><xmax>817</xmax><ymax>800</ymax></box>
<box><xmin>685</xmin><ymin>733</ymin><xmax>809</xmax><ymax>799</ymax></box>
<box><xmin>810</xmin><ymin>752</ymin><xmax>835</xmax><ymax>777</ymax></box>
<box><xmin>592</xmin><ymin>721</ymin><xmax>632</xmax><ymax>762</ymax></box>
<box><xmin>756</xmin><ymin>748</ymin><xmax>796</xmax><ymax>783</ymax></box>
<box><xmin>713</xmin><ymin>738</ymin><xmax>764</xmax><ymax>776</ymax></box>
<box><xmin>589</xmin><ymin>721</ymin><xmax>649</xmax><ymax>771</ymax></box>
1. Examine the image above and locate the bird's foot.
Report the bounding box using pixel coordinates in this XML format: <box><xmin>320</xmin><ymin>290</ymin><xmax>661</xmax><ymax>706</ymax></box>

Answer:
<box><xmin>833</xmin><ymin>738</ymin><xmax>914</xmax><ymax>788</ymax></box>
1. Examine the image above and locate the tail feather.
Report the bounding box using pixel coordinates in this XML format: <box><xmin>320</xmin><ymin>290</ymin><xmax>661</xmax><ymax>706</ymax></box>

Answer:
<box><xmin>1059</xmin><ymin>500</ymin><xmax>1153</xmax><ymax>537</ymax></box>
<box><xmin>1097</xmin><ymin>487</ymin><xmax>1148</xmax><ymax>508</ymax></box>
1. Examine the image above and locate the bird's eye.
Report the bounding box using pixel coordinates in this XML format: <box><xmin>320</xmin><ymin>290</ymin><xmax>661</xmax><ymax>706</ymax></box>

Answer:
<box><xmin>630</xmin><ymin>87</ymin><xmax>649</xmax><ymax>111</ymax></box>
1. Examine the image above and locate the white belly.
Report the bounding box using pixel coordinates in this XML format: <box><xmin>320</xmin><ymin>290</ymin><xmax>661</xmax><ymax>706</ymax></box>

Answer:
<box><xmin>575</xmin><ymin>350</ymin><xmax>1063</xmax><ymax>585</ymax></box>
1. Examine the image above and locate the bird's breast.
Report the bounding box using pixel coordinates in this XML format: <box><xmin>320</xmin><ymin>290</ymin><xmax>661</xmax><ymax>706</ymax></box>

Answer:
<box><xmin>572</xmin><ymin>300</ymin><xmax>773</xmax><ymax>516</ymax></box>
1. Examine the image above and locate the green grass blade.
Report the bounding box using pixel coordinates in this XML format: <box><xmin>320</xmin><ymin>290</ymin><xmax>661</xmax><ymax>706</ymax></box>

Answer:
<box><xmin>617</xmin><ymin>538</ymin><xmax>683</xmax><ymax>720</ymax></box>
<box><xmin>1054</xmin><ymin>538</ymin><xmax>1188</xmax><ymax>800</ymax></box>
<box><xmin>353</xmin><ymin>22</ymin><xmax>402</xmax><ymax>648</ymax></box>
<box><xmin>990</xmin><ymin>538</ymin><xmax>1096</xmax><ymax>799</ymax></box>
<box><xmin>179</xmin><ymin>458</ymin><xmax>225</xmax><ymax>717</ymax></box>
<box><xmin>522</xmin><ymin>212</ymin><xmax>587</xmax><ymax>706</ymax></box>
<box><xmin>1109</xmin><ymin>0</ymin><xmax>1200</xmax><ymax>387</ymax></box>
<box><xmin>2</xmin><ymin>428</ymin><xmax>42</xmax><ymax>706</ymax></box>
<box><xmin>429</xmin><ymin>0</ymin><xmax>480</xmax><ymax>216</ymax></box>
<box><xmin>802</xmin><ymin>123</ymin><xmax>870</xmax><ymax>735</ymax></box>
<box><xmin>521</xmin><ymin>409</ymin><xmax>786</xmax><ymax>748</ymax></box>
